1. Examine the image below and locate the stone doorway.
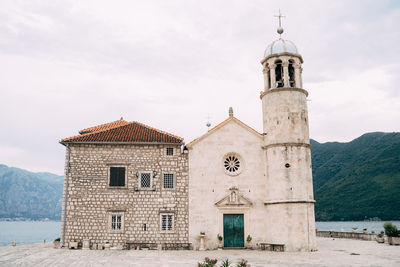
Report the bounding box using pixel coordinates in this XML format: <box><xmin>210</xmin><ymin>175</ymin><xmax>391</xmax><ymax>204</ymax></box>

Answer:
<box><xmin>223</xmin><ymin>214</ymin><xmax>244</xmax><ymax>247</ymax></box>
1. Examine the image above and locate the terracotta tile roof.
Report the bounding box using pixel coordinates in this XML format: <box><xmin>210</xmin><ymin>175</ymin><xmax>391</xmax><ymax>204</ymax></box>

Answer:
<box><xmin>186</xmin><ymin>116</ymin><xmax>262</xmax><ymax>147</ymax></box>
<box><xmin>61</xmin><ymin>120</ymin><xmax>183</xmax><ymax>144</ymax></box>
<box><xmin>79</xmin><ymin>119</ymin><xmax>129</xmax><ymax>134</ymax></box>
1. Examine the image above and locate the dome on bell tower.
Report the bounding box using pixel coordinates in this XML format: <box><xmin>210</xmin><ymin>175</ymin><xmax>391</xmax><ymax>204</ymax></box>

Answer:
<box><xmin>264</xmin><ymin>39</ymin><xmax>299</xmax><ymax>58</ymax></box>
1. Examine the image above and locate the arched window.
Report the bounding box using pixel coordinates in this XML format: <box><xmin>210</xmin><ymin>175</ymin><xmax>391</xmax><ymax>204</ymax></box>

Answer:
<box><xmin>275</xmin><ymin>60</ymin><xmax>283</xmax><ymax>88</ymax></box>
<box><xmin>267</xmin><ymin>69</ymin><xmax>271</xmax><ymax>89</ymax></box>
<box><xmin>288</xmin><ymin>60</ymin><xmax>295</xmax><ymax>87</ymax></box>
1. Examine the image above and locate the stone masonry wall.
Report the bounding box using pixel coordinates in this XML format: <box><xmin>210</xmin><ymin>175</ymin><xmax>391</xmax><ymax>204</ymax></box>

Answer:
<box><xmin>61</xmin><ymin>144</ymin><xmax>188</xmax><ymax>248</ymax></box>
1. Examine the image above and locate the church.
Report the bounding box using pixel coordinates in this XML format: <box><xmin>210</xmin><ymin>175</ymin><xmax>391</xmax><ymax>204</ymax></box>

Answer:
<box><xmin>60</xmin><ymin>21</ymin><xmax>317</xmax><ymax>252</ymax></box>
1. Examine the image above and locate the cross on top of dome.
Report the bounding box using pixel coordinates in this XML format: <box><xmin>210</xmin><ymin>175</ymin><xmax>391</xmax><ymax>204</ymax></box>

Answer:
<box><xmin>274</xmin><ymin>9</ymin><xmax>285</xmax><ymax>37</ymax></box>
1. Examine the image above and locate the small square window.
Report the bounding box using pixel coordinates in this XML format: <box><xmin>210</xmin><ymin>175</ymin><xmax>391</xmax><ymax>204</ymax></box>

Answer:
<box><xmin>109</xmin><ymin>167</ymin><xmax>126</xmax><ymax>187</ymax></box>
<box><xmin>163</xmin><ymin>173</ymin><xmax>174</xmax><ymax>189</ymax></box>
<box><xmin>166</xmin><ymin>147</ymin><xmax>174</xmax><ymax>156</ymax></box>
<box><xmin>160</xmin><ymin>214</ymin><xmax>174</xmax><ymax>232</ymax></box>
<box><xmin>139</xmin><ymin>172</ymin><xmax>152</xmax><ymax>189</ymax></box>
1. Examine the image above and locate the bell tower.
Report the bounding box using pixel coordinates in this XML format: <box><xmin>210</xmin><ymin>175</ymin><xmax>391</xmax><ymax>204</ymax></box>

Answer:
<box><xmin>260</xmin><ymin>11</ymin><xmax>317</xmax><ymax>252</ymax></box>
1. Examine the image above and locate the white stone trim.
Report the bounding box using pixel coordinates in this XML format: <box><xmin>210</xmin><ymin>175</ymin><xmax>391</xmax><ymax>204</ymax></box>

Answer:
<box><xmin>108</xmin><ymin>211</ymin><xmax>125</xmax><ymax>234</ymax></box>
<box><xmin>218</xmin><ymin>209</ymin><xmax>250</xmax><ymax>248</ymax></box>
<box><xmin>160</xmin><ymin>213</ymin><xmax>175</xmax><ymax>233</ymax></box>
<box><xmin>222</xmin><ymin>152</ymin><xmax>244</xmax><ymax>176</ymax></box>
<box><xmin>138</xmin><ymin>171</ymin><xmax>154</xmax><ymax>190</ymax></box>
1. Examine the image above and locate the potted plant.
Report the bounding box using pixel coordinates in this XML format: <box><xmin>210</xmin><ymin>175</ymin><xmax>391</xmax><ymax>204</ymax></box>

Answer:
<box><xmin>246</xmin><ymin>235</ymin><xmax>252</xmax><ymax>249</ymax></box>
<box><xmin>362</xmin><ymin>228</ymin><xmax>368</xmax><ymax>234</ymax></box>
<box><xmin>217</xmin><ymin>234</ymin><xmax>223</xmax><ymax>249</ymax></box>
<box><xmin>383</xmin><ymin>222</ymin><xmax>400</xmax><ymax>245</ymax></box>
<box><xmin>53</xmin><ymin>237</ymin><xmax>61</xmax><ymax>248</ymax></box>
<box><xmin>376</xmin><ymin>231</ymin><xmax>385</xmax><ymax>243</ymax></box>
<box><xmin>104</xmin><ymin>241</ymin><xmax>111</xmax><ymax>250</ymax></box>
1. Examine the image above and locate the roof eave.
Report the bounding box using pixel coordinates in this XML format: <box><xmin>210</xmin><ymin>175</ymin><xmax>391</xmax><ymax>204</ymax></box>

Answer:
<box><xmin>59</xmin><ymin>141</ymin><xmax>184</xmax><ymax>146</ymax></box>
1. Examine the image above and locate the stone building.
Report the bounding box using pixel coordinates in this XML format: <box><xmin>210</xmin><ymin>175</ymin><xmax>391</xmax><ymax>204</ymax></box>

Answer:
<box><xmin>60</xmin><ymin>22</ymin><xmax>316</xmax><ymax>252</ymax></box>
<box><xmin>60</xmin><ymin>120</ymin><xmax>189</xmax><ymax>249</ymax></box>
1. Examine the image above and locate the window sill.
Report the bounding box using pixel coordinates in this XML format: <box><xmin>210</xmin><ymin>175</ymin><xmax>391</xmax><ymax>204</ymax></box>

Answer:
<box><xmin>107</xmin><ymin>186</ymin><xmax>128</xmax><ymax>190</ymax></box>
<box><xmin>135</xmin><ymin>187</ymin><xmax>156</xmax><ymax>191</ymax></box>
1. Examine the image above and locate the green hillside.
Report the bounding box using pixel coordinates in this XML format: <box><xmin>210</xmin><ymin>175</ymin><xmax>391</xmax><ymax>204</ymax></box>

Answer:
<box><xmin>311</xmin><ymin>132</ymin><xmax>400</xmax><ymax>221</ymax></box>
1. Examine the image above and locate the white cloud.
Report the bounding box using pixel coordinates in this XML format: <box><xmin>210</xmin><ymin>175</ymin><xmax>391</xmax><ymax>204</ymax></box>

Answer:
<box><xmin>0</xmin><ymin>0</ymin><xmax>399</xmax><ymax>173</ymax></box>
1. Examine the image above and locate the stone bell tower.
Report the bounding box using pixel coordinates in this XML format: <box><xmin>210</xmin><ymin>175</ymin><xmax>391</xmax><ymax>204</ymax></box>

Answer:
<box><xmin>260</xmin><ymin>12</ymin><xmax>317</xmax><ymax>252</ymax></box>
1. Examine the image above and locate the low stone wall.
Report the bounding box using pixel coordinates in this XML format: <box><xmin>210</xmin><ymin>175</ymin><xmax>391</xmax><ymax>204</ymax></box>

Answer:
<box><xmin>317</xmin><ymin>231</ymin><xmax>377</xmax><ymax>241</ymax></box>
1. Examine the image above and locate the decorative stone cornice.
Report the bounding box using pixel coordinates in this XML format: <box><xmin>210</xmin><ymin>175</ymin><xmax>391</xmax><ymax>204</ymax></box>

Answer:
<box><xmin>261</xmin><ymin>52</ymin><xmax>304</xmax><ymax>65</ymax></box>
<box><xmin>259</xmin><ymin>88</ymin><xmax>308</xmax><ymax>99</ymax></box>
<box><xmin>264</xmin><ymin>199</ymin><xmax>316</xmax><ymax>205</ymax></box>
<box><xmin>261</xmin><ymin>142</ymin><xmax>312</xmax><ymax>150</ymax></box>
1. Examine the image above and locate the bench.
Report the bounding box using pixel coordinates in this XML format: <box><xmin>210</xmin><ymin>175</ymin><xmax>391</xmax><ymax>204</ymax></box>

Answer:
<box><xmin>126</xmin><ymin>242</ymin><xmax>158</xmax><ymax>250</ymax></box>
<box><xmin>259</xmin><ymin>243</ymin><xmax>285</xmax><ymax>252</ymax></box>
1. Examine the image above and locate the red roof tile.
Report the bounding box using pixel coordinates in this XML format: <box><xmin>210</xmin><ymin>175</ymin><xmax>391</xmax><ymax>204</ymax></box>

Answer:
<box><xmin>79</xmin><ymin>119</ymin><xmax>129</xmax><ymax>134</ymax></box>
<box><xmin>62</xmin><ymin>120</ymin><xmax>183</xmax><ymax>144</ymax></box>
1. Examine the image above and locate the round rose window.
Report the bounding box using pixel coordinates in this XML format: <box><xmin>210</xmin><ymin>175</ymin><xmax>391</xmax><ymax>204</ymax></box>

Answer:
<box><xmin>224</xmin><ymin>155</ymin><xmax>241</xmax><ymax>174</ymax></box>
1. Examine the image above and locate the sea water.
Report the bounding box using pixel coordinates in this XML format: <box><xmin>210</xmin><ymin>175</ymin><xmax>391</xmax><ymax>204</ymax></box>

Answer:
<box><xmin>1</xmin><ymin>221</ymin><xmax>400</xmax><ymax>246</ymax></box>
<box><xmin>0</xmin><ymin>221</ymin><xmax>61</xmax><ymax>246</ymax></box>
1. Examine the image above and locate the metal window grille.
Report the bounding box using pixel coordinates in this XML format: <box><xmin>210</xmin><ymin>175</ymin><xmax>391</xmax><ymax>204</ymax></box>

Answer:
<box><xmin>161</xmin><ymin>215</ymin><xmax>167</xmax><ymax>231</ymax></box>
<box><xmin>111</xmin><ymin>215</ymin><xmax>122</xmax><ymax>230</ymax></box>
<box><xmin>163</xmin><ymin>173</ymin><xmax>174</xmax><ymax>189</ymax></box>
<box><xmin>140</xmin><ymin>172</ymin><xmax>151</xmax><ymax>188</ymax></box>
<box><xmin>166</xmin><ymin>147</ymin><xmax>174</xmax><ymax>156</ymax></box>
<box><xmin>167</xmin><ymin>215</ymin><xmax>173</xmax><ymax>231</ymax></box>
<box><xmin>161</xmin><ymin>215</ymin><xmax>173</xmax><ymax>231</ymax></box>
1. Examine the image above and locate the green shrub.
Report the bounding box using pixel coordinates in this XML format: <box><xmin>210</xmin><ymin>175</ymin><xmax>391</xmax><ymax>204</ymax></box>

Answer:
<box><xmin>217</xmin><ymin>234</ymin><xmax>223</xmax><ymax>241</ymax></box>
<box><xmin>246</xmin><ymin>235</ymin><xmax>252</xmax><ymax>243</ymax></box>
<box><xmin>54</xmin><ymin>237</ymin><xmax>60</xmax><ymax>242</ymax></box>
<box><xmin>220</xmin><ymin>258</ymin><xmax>231</xmax><ymax>267</ymax></box>
<box><xmin>383</xmin><ymin>222</ymin><xmax>400</xmax><ymax>237</ymax></box>
<box><xmin>236</xmin><ymin>259</ymin><xmax>248</xmax><ymax>267</ymax></box>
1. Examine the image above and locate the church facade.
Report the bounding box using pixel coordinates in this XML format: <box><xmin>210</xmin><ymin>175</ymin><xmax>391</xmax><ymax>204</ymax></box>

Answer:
<box><xmin>60</xmin><ymin>27</ymin><xmax>316</xmax><ymax>252</ymax></box>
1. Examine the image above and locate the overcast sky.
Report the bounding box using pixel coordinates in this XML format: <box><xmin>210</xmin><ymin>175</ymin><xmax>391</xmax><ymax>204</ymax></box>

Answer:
<box><xmin>1</xmin><ymin>0</ymin><xmax>399</xmax><ymax>175</ymax></box>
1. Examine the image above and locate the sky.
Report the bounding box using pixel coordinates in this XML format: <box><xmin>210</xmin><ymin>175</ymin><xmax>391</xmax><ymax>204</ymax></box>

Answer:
<box><xmin>0</xmin><ymin>0</ymin><xmax>399</xmax><ymax>175</ymax></box>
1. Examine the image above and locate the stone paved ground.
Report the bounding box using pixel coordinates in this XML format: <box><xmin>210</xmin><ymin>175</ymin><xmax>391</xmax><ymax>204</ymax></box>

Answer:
<box><xmin>0</xmin><ymin>238</ymin><xmax>399</xmax><ymax>267</ymax></box>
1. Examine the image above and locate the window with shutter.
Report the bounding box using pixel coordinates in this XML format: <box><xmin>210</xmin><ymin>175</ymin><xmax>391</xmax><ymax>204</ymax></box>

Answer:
<box><xmin>109</xmin><ymin>167</ymin><xmax>126</xmax><ymax>187</ymax></box>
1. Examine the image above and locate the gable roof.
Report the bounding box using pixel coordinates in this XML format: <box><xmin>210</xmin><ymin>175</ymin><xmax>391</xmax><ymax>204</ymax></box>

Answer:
<box><xmin>186</xmin><ymin>116</ymin><xmax>263</xmax><ymax>148</ymax></box>
<box><xmin>79</xmin><ymin>119</ymin><xmax>130</xmax><ymax>134</ymax></box>
<box><xmin>61</xmin><ymin>120</ymin><xmax>184</xmax><ymax>145</ymax></box>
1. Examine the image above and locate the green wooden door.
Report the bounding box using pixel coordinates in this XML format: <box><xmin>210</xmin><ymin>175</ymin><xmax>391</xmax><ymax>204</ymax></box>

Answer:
<box><xmin>223</xmin><ymin>214</ymin><xmax>244</xmax><ymax>247</ymax></box>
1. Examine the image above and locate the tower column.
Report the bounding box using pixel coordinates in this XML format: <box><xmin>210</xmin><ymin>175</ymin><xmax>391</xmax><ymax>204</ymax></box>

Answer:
<box><xmin>263</xmin><ymin>67</ymin><xmax>270</xmax><ymax>91</ymax></box>
<box><xmin>294</xmin><ymin>63</ymin><xmax>302</xmax><ymax>88</ymax></box>
<box><xmin>269</xmin><ymin>64</ymin><xmax>276</xmax><ymax>89</ymax></box>
<box><xmin>283</xmin><ymin>61</ymin><xmax>290</xmax><ymax>87</ymax></box>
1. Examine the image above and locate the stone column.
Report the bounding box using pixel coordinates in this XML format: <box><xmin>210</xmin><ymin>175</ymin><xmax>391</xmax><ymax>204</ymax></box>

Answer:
<box><xmin>269</xmin><ymin>64</ymin><xmax>276</xmax><ymax>89</ymax></box>
<box><xmin>294</xmin><ymin>63</ymin><xmax>302</xmax><ymax>88</ymax></box>
<box><xmin>300</xmin><ymin>66</ymin><xmax>303</xmax><ymax>88</ymax></box>
<box><xmin>283</xmin><ymin>61</ymin><xmax>289</xmax><ymax>87</ymax></box>
<box><xmin>263</xmin><ymin>67</ymin><xmax>270</xmax><ymax>91</ymax></box>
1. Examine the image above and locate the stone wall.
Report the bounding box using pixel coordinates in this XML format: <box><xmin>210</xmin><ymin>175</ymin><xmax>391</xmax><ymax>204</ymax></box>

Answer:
<box><xmin>60</xmin><ymin>144</ymin><xmax>188</xmax><ymax>249</ymax></box>
<box><xmin>317</xmin><ymin>231</ymin><xmax>377</xmax><ymax>241</ymax></box>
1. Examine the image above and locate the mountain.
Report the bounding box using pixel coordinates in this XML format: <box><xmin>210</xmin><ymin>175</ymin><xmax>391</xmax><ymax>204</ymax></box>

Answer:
<box><xmin>311</xmin><ymin>132</ymin><xmax>400</xmax><ymax>221</ymax></box>
<box><xmin>0</xmin><ymin>164</ymin><xmax>63</xmax><ymax>220</ymax></box>
<box><xmin>1</xmin><ymin>131</ymin><xmax>399</xmax><ymax>221</ymax></box>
